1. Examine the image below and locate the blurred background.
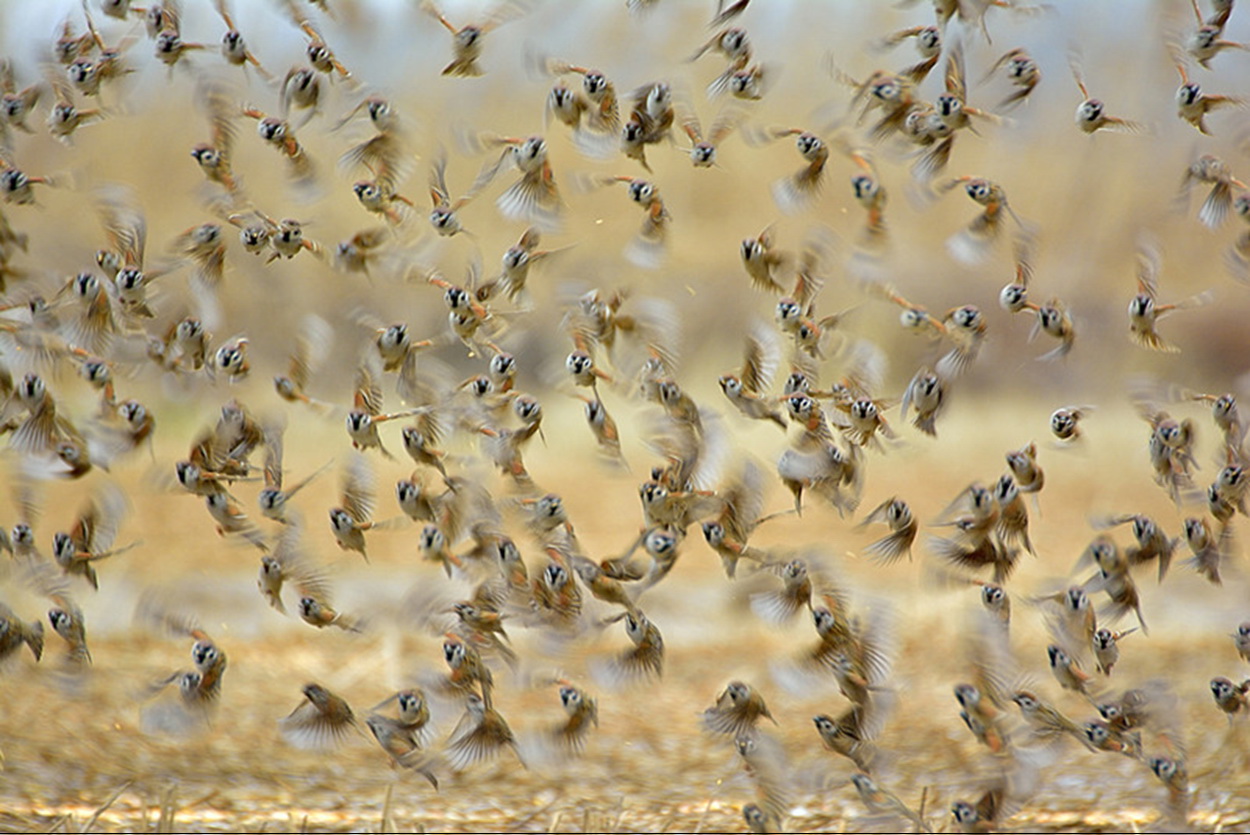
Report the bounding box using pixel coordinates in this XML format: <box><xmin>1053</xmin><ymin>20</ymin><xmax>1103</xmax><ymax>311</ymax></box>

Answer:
<box><xmin>1</xmin><ymin>0</ymin><xmax>1249</xmax><ymax>832</ymax></box>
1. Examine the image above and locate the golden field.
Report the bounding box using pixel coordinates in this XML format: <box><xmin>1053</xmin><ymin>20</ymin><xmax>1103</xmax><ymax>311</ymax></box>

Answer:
<box><xmin>2</xmin><ymin>0</ymin><xmax>1250</xmax><ymax>832</ymax></box>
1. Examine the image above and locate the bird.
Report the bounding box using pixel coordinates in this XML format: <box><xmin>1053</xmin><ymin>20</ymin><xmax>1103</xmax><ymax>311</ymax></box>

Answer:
<box><xmin>279</xmin><ymin>683</ymin><xmax>362</xmax><ymax>749</ymax></box>
<box><xmin>420</xmin><ymin>0</ymin><xmax>531</xmax><ymax>77</ymax></box>
<box><xmin>1069</xmin><ymin>52</ymin><xmax>1145</xmax><ymax>134</ymax></box>
<box><xmin>328</xmin><ymin>453</ymin><xmax>383</xmax><ymax>561</ymax></box>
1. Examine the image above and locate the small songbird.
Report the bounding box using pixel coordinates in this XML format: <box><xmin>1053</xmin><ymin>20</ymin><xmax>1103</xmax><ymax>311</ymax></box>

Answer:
<box><xmin>421</xmin><ymin>0</ymin><xmax>530</xmax><ymax>77</ymax></box>
<box><xmin>401</xmin><ymin>412</ymin><xmax>451</xmax><ymax>478</ymax></box>
<box><xmin>838</xmin><ymin>68</ymin><xmax>917</xmax><ymax>141</ymax></box>
<box><xmin>439</xmin><ymin>630</ymin><xmax>495</xmax><ymax>702</ymax></box>
<box><xmin>443</xmin><ymin>693</ymin><xmax>525</xmax><ymax>771</ymax></box>
<box><xmin>1098</xmin><ymin>513</ymin><xmax>1179</xmax><ymax>583</ymax></box>
<box><xmin>240</xmin><ymin>106</ymin><xmax>316</xmax><ymax>187</ymax></box>
<box><xmin>1179</xmin><ymin>154</ymin><xmax>1247</xmax><ymax>230</ymax></box>
<box><xmin>570</xmin><ymin>554</ymin><xmax>637</xmax><ymax>615</ymax></box>
<box><xmin>45</xmin><ymin>79</ymin><xmax>104</xmax><ymax>145</ymax></box>
<box><xmin>1082</xmin><ymin>538</ymin><xmax>1149</xmax><ymax>633</ymax></box>
<box><xmin>1184</xmin><ymin>0</ymin><xmax>1247</xmax><ymax>67</ymax></box>
<box><xmin>1092</xmin><ymin>627</ymin><xmax>1137</xmax><ymax>675</ymax></box>
<box><xmin>1005</xmin><ymin>442</ymin><xmax>1043</xmax><ymax>497</ymax></box>
<box><xmin>576</xmin><ymin>394</ymin><xmax>625</xmax><ymax>466</ymax></box>
<box><xmin>0</xmin><ymin>600</ymin><xmax>44</xmax><ymax>664</ymax></box>
<box><xmin>849</xmin><ymin>773</ymin><xmax>929</xmax><ymax>833</ymax></box>
<box><xmin>204</xmin><ymin>492</ymin><xmax>267</xmax><ymax>551</ymax></box>
<box><xmin>874</xmin><ymin>24</ymin><xmax>942</xmax><ymax>83</ymax></box>
<box><xmin>955</xmin><ymin>682</ymin><xmax>1008</xmax><ymax>754</ymax></box>
<box><xmin>583</xmin><ymin>175</ymin><xmax>670</xmax><ymax>268</ymax></box>
<box><xmin>701</xmin><ymin>680</ymin><xmax>776</xmax><ymax>738</ymax></box>
<box><xmin>1150</xmin><ymin>755</ymin><xmax>1191</xmax><ymax>821</ymax></box>
<box><xmin>1047</xmin><ymin>644</ymin><xmax>1094</xmax><ymax>694</ymax></box>
<box><xmin>0</xmin><ymin>60</ymin><xmax>43</xmax><ymax>140</ymax></box>
<box><xmin>0</xmin><ymin>159</ymin><xmax>57</xmax><ymax>206</ymax></box>
<box><xmin>899</xmin><ymin>368</ymin><xmax>945</xmax><ymax>437</ymax></box>
<box><xmin>1128</xmin><ymin>238</ymin><xmax>1211</xmax><ymax>354</ymax></box>
<box><xmin>364</xmin><ymin>712</ymin><xmax>439</xmax><ymax>787</ymax></box>
<box><xmin>994</xmin><ymin>475</ymin><xmax>1033</xmax><ymax>555</ymax></box>
<box><xmin>675</xmin><ymin>89</ymin><xmax>745</xmax><ymax>170</ymax></box>
<box><xmin>169</xmin><ymin>225</ymin><xmax>225</xmax><ymax>298</ymax></box>
<box><xmin>914</xmin><ymin>41</ymin><xmax>1001</xmax><ymax>181</ymax></box>
<box><xmin>342</xmin><ymin>131</ymin><xmax>417</xmax><ymax>227</ymax></box>
<box><xmin>813</xmin><ymin>708</ymin><xmax>878</xmax><ymax>773</ymax></box>
<box><xmin>1037</xmin><ymin>584</ymin><xmax>1097</xmax><ymax>652</ymax></box>
<box><xmin>294</xmin><ymin>16</ymin><xmax>354</xmax><ymax>81</ymax></box>
<box><xmin>935</xmin><ymin>176</ymin><xmax>1025</xmax><ymax>265</ymax></box>
<box><xmin>346</xmin><ymin>355</ymin><xmax>417</xmax><ymax>460</ymax></box>
<box><xmin>1233</xmin><ymin>621</ymin><xmax>1250</xmax><ymax>663</ymax></box>
<box><xmin>750</xmin><ymin>559</ymin><xmax>814</xmax><ymax>624</ymax></box>
<box><xmin>213</xmin><ymin>0</ymin><xmax>270</xmax><ymax>80</ymax></box>
<box><xmin>478</xmin><ymin>226</ymin><xmax>565</xmax><ymax>304</ymax></box>
<box><xmin>1082</xmin><ymin>719</ymin><xmax>1142</xmax><ymax>758</ymax></box>
<box><xmin>719</xmin><ymin>322</ymin><xmax>786</xmax><ymax>430</ymax></box>
<box><xmin>279</xmin><ymin>683</ymin><xmax>361</xmax><ymax>749</ymax></box>
<box><xmin>1011</xmin><ymin>690</ymin><xmax>1087</xmax><ymax>747</ymax></box>
<box><xmin>331</xmin><ymin>226</ymin><xmax>397</xmax><ymax>277</ymax></box>
<box><xmin>855</xmin><ymin>496</ymin><xmax>917</xmax><ymax>564</ymax></box>
<box><xmin>740</xmin><ymin>224</ymin><xmax>789</xmax><ymax>294</ymax></box>
<box><xmin>1069</xmin><ymin>52</ymin><xmax>1145</xmax><ymax>134</ymax></box>
<box><xmin>734</xmin><ymin>732</ymin><xmax>791</xmax><ymax>826</ymax></box>
<box><xmin>597</xmin><ymin>610</ymin><xmax>664</xmax><ymax>687</ymax></box>
<box><xmin>211</xmin><ymin>334</ymin><xmax>251</xmax><ymax>382</ymax></box>
<box><xmin>1050</xmin><ymin>406</ymin><xmax>1092</xmax><ymax>442</ymax></box>
<box><xmin>427</xmin><ymin>150</ymin><xmax>483</xmax><ymax>238</ymax></box>
<box><xmin>1172</xmin><ymin>50</ymin><xmax>1244</xmax><ymax>135</ymax></box>
<box><xmin>551</xmin><ymin>680</ymin><xmax>598</xmax><ymax>754</ymax></box>
<box><xmin>298</xmin><ymin>593</ymin><xmax>360</xmax><ymax>633</ymax></box>
<box><xmin>984</xmin><ymin>46</ymin><xmax>1041</xmax><ymax>111</ymax></box>
<box><xmin>618</xmin><ymin>81</ymin><xmax>674</xmax><ymax>171</ymax></box>
<box><xmin>529</xmin><ymin>555</ymin><xmax>582</xmax><ymax>628</ymax></box>
<box><xmin>152</xmin><ymin>1</ymin><xmax>209</xmax><ymax>70</ymax></box>
<box><xmin>1210</xmin><ymin>676</ymin><xmax>1249</xmax><ymax>719</ymax></box>
<box><xmin>329</xmin><ymin>453</ymin><xmax>381</xmax><ymax>561</ymax></box>
<box><xmin>258</xmin><ymin>520</ymin><xmax>330</xmax><ymax>616</ymax></box>
<box><xmin>701</xmin><ymin>459</ymin><xmax>782</xmax><ymax>579</ymax></box>
<box><xmin>47</xmin><ymin>594</ymin><xmax>91</xmax><ymax>670</ymax></box>
<box><xmin>741</xmin><ymin>803</ymin><xmax>783</xmax><ymax>835</ymax></box>
<box><xmin>52</xmin><ymin>484</ymin><xmax>134</xmax><ymax>590</ymax></box>
<box><xmin>747</xmin><ymin>127</ymin><xmax>828</xmax><ymax>214</ymax></box>
<box><xmin>722</xmin><ymin>62</ymin><xmax>770</xmax><ymax>102</ymax></box>
<box><xmin>951</xmin><ymin>786</ymin><xmax>1005</xmax><ymax>835</ymax></box>
<box><xmin>465</xmin><ymin>133</ymin><xmax>562</xmax><ymax>231</ymax></box>
<box><xmin>258</xmin><ymin>423</ymin><xmax>330</xmax><ymax>524</ymax></box>
<box><xmin>1030</xmin><ymin>296</ymin><xmax>1076</xmax><ymax>361</ymax></box>
<box><xmin>279</xmin><ymin>66</ymin><xmax>322</xmax><ymax>125</ymax></box>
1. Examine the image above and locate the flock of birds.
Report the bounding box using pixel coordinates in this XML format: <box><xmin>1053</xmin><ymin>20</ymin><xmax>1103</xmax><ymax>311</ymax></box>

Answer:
<box><xmin>2</xmin><ymin>0</ymin><xmax>1250</xmax><ymax>832</ymax></box>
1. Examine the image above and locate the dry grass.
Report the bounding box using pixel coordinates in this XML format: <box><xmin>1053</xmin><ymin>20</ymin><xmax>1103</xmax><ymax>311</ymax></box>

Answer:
<box><xmin>2</xmin><ymin>0</ymin><xmax>1250</xmax><ymax>833</ymax></box>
